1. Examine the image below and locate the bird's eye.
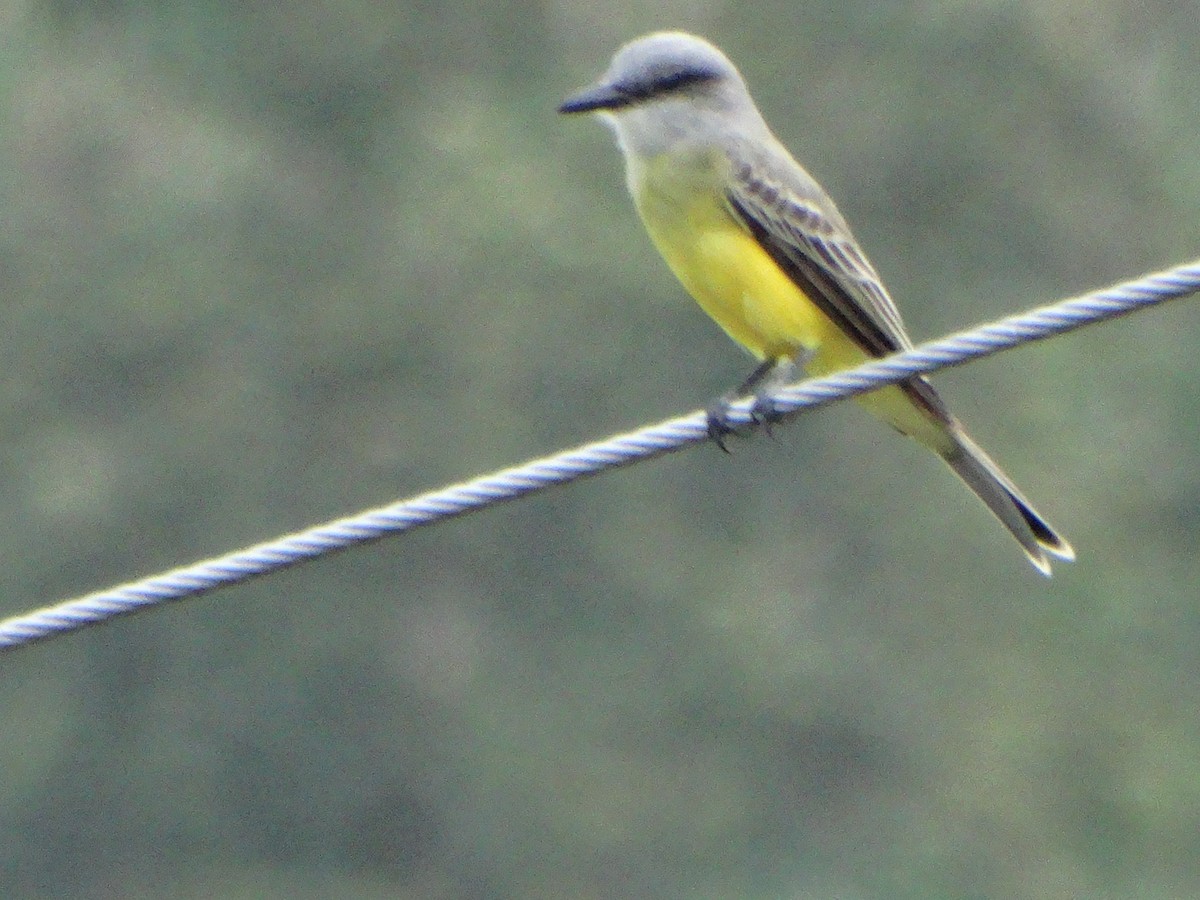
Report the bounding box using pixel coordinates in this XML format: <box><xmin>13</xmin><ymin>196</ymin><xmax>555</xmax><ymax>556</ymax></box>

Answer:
<box><xmin>650</xmin><ymin>67</ymin><xmax>718</xmax><ymax>95</ymax></box>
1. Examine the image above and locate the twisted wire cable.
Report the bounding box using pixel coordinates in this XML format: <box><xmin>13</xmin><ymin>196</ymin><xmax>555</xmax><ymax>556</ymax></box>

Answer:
<box><xmin>2</xmin><ymin>259</ymin><xmax>1197</xmax><ymax>652</ymax></box>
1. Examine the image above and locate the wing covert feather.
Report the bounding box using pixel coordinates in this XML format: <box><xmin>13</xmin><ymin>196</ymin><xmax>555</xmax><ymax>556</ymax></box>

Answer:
<box><xmin>725</xmin><ymin>148</ymin><xmax>911</xmax><ymax>355</ymax></box>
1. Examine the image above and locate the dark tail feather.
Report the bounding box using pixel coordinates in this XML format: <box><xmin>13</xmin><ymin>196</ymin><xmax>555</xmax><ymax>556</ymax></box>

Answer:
<box><xmin>941</xmin><ymin>430</ymin><xmax>1074</xmax><ymax>576</ymax></box>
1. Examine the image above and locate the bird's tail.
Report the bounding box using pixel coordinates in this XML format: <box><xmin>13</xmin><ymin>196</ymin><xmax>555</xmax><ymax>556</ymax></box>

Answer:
<box><xmin>940</xmin><ymin>428</ymin><xmax>1074</xmax><ymax>576</ymax></box>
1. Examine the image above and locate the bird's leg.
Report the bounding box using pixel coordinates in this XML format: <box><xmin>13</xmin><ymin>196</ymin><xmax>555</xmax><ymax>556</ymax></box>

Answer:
<box><xmin>706</xmin><ymin>357</ymin><xmax>792</xmax><ymax>450</ymax></box>
<box><xmin>747</xmin><ymin>357</ymin><xmax>798</xmax><ymax>437</ymax></box>
<box><xmin>750</xmin><ymin>348</ymin><xmax>818</xmax><ymax>435</ymax></box>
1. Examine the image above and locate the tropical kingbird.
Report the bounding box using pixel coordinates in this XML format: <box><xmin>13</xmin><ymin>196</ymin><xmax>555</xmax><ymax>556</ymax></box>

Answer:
<box><xmin>559</xmin><ymin>31</ymin><xmax>1073</xmax><ymax>574</ymax></box>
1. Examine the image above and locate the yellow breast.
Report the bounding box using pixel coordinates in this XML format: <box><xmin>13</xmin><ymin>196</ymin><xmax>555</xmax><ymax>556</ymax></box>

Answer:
<box><xmin>624</xmin><ymin>150</ymin><xmax>944</xmax><ymax>446</ymax></box>
<box><xmin>629</xmin><ymin>151</ymin><xmax>845</xmax><ymax>364</ymax></box>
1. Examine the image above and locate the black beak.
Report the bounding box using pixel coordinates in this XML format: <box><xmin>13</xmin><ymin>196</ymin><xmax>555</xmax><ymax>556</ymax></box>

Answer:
<box><xmin>558</xmin><ymin>82</ymin><xmax>628</xmax><ymax>114</ymax></box>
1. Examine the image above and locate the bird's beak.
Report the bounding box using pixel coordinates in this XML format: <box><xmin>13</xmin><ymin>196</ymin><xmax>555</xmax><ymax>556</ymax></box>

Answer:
<box><xmin>558</xmin><ymin>81</ymin><xmax>628</xmax><ymax>114</ymax></box>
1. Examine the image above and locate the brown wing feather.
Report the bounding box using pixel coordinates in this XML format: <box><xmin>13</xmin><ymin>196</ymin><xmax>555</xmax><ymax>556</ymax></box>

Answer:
<box><xmin>724</xmin><ymin>148</ymin><xmax>952</xmax><ymax>423</ymax></box>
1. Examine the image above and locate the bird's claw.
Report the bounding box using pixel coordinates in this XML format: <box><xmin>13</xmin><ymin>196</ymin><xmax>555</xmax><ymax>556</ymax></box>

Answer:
<box><xmin>750</xmin><ymin>394</ymin><xmax>784</xmax><ymax>438</ymax></box>
<box><xmin>705</xmin><ymin>401</ymin><xmax>738</xmax><ymax>453</ymax></box>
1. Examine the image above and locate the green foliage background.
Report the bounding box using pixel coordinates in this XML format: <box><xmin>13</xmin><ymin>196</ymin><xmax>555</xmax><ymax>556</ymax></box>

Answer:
<box><xmin>2</xmin><ymin>2</ymin><xmax>1198</xmax><ymax>897</ymax></box>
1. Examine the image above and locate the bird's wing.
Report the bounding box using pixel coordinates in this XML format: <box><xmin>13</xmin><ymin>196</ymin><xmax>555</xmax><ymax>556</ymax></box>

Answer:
<box><xmin>724</xmin><ymin>141</ymin><xmax>953</xmax><ymax>422</ymax></box>
<box><xmin>724</xmin><ymin>145</ymin><xmax>913</xmax><ymax>357</ymax></box>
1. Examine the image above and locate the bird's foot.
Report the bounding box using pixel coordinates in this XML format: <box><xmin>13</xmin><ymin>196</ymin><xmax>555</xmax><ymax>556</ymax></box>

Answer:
<box><xmin>750</xmin><ymin>393</ymin><xmax>785</xmax><ymax>438</ymax></box>
<box><xmin>705</xmin><ymin>399</ymin><xmax>739</xmax><ymax>453</ymax></box>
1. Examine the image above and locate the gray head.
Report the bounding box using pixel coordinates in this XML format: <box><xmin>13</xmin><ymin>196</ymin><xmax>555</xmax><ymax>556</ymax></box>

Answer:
<box><xmin>559</xmin><ymin>32</ymin><xmax>767</xmax><ymax>155</ymax></box>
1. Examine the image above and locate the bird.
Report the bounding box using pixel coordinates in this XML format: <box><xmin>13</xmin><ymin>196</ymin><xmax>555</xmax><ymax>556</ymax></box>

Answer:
<box><xmin>559</xmin><ymin>31</ymin><xmax>1073</xmax><ymax>574</ymax></box>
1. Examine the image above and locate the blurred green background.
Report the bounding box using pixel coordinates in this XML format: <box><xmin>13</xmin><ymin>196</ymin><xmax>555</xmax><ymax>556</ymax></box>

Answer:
<box><xmin>2</xmin><ymin>1</ymin><xmax>1198</xmax><ymax>897</ymax></box>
